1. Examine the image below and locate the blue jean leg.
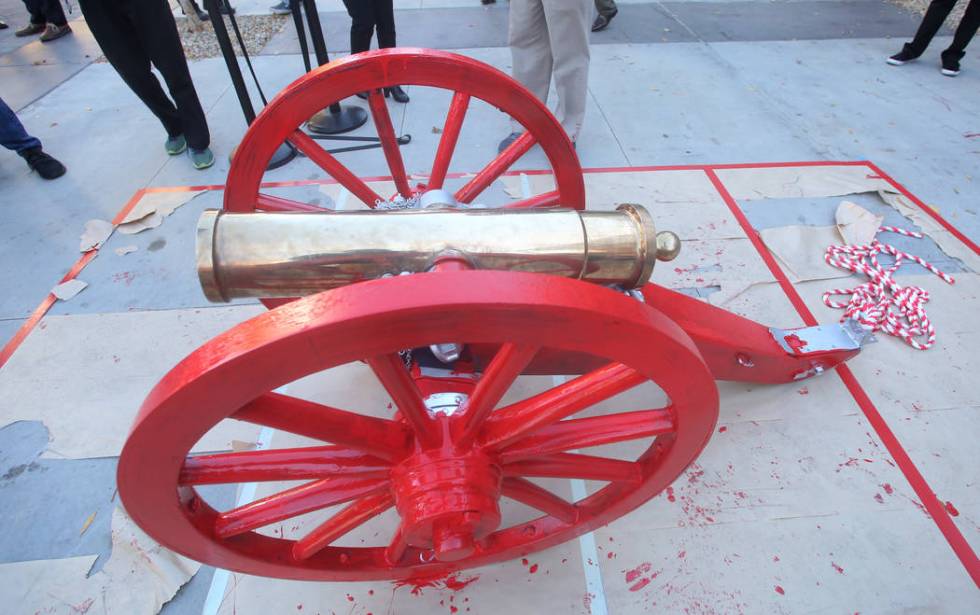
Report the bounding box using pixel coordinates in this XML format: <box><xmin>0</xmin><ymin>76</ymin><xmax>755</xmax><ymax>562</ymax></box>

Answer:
<box><xmin>0</xmin><ymin>96</ymin><xmax>42</xmax><ymax>154</ymax></box>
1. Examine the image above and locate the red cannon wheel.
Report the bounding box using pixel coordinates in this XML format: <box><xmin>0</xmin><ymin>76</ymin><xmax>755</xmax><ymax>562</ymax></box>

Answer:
<box><xmin>224</xmin><ymin>48</ymin><xmax>584</xmax><ymax>214</ymax></box>
<box><xmin>118</xmin><ymin>272</ymin><xmax>718</xmax><ymax>581</ymax></box>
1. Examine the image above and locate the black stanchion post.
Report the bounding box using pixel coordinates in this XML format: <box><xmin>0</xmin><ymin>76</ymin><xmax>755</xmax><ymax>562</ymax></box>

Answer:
<box><xmin>298</xmin><ymin>0</ymin><xmax>369</xmax><ymax>134</ymax></box>
<box><xmin>204</xmin><ymin>0</ymin><xmax>296</xmax><ymax>169</ymax></box>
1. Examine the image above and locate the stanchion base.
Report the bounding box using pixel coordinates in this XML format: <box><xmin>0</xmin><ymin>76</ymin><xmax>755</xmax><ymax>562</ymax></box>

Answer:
<box><xmin>267</xmin><ymin>141</ymin><xmax>298</xmax><ymax>171</ymax></box>
<box><xmin>307</xmin><ymin>105</ymin><xmax>369</xmax><ymax>135</ymax></box>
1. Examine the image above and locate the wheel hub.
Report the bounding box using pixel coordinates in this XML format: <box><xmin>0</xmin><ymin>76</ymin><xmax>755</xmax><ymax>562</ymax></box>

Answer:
<box><xmin>390</xmin><ymin>447</ymin><xmax>502</xmax><ymax>562</ymax></box>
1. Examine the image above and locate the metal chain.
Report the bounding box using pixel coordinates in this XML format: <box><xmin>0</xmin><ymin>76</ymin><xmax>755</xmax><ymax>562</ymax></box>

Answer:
<box><xmin>821</xmin><ymin>226</ymin><xmax>954</xmax><ymax>351</ymax></box>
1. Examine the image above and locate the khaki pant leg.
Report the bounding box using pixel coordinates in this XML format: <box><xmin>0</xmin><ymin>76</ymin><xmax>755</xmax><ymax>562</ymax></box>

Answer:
<box><xmin>508</xmin><ymin>0</ymin><xmax>552</xmax><ymax>134</ymax></box>
<box><xmin>543</xmin><ymin>0</ymin><xmax>591</xmax><ymax>142</ymax></box>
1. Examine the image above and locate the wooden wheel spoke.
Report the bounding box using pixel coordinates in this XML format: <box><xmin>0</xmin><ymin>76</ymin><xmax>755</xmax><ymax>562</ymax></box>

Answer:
<box><xmin>292</xmin><ymin>491</ymin><xmax>395</xmax><ymax>560</ymax></box>
<box><xmin>504</xmin><ymin>189</ymin><xmax>561</xmax><ymax>209</ymax></box>
<box><xmin>428</xmin><ymin>91</ymin><xmax>470</xmax><ymax>190</ymax></box>
<box><xmin>384</xmin><ymin>524</ymin><xmax>410</xmax><ymax>565</ymax></box>
<box><xmin>454</xmin><ymin>131</ymin><xmax>536</xmax><ymax>204</ymax></box>
<box><xmin>256</xmin><ymin>193</ymin><xmax>329</xmax><ymax>212</ymax></box>
<box><xmin>503</xmin><ymin>452</ymin><xmax>641</xmax><ymax>483</ymax></box>
<box><xmin>501</xmin><ymin>477</ymin><xmax>578</xmax><ymax>524</ymax></box>
<box><xmin>367</xmin><ymin>90</ymin><xmax>412</xmax><ymax>198</ymax></box>
<box><xmin>457</xmin><ymin>343</ymin><xmax>538</xmax><ymax>446</ymax></box>
<box><xmin>214</xmin><ymin>475</ymin><xmax>387</xmax><ymax>539</ymax></box>
<box><xmin>480</xmin><ymin>363</ymin><xmax>647</xmax><ymax>451</ymax></box>
<box><xmin>232</xmin><ymin>392</ymin><xmax>411</xmax><ymax>462</ymax></box>
<box><xmin>179</xmin><ymin>445</ymin><xmax>390</xmax><ymax>486</ymax></box>
<box><xmin>366</xmin><ymin>354</ymin><xmax>440</xmax><ymax>448</ymax></box>
<box><xmin>289</xmin><ymin>129</ymin><xmax>383</xmax><ymax>207</ymax></box>
<box><xmin>498</xmin><ymin>408</ymin><xmax>675</xmax><ymax>464</ymax></box>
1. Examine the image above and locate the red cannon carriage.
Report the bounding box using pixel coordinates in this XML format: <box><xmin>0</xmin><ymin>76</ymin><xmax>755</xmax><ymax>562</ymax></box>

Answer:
<box><xmin>117</xmin><ymin>49</ymin><xmax>869</xmax><ymax>581</ymax></box>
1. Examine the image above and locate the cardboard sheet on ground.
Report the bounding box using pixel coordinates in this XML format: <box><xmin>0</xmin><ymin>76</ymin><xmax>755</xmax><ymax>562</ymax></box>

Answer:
<box><xmin>117</xmin><ymin>190</ymin><xmax>206</xmax><ymax>235</ymax></box>
<box><xmin>716</xmin><ymin>165</ymin><xmax>893</xmax><ymax>200</ymax></box>
<box><xmin>878</xmin><ymin>190</ymin><xmax>980</xmax><ymax>271</ymax></box>
<box><xmin>0</xmin><ymin>305</ymin><xmax>264</xmax><ymax>459</ymax></box>
<box><xmin>79</xmin><ymin>219</ymin><xmax>114</xmax><ymax>252</ymax></box>
<box><xmin>759</xmin><ymin>225</ymin><xmax>852</xmax><ymax>282</ymax></box>
<box><xmin>0</xmin><ymin>507</ymin><xmax>198</xmax><ymax>615</ymax></box>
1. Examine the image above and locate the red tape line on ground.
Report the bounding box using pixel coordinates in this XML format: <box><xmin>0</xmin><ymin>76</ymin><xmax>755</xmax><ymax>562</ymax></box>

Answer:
<box><xmin>0</xmin><ymin>189</ymin><xmax>147</xmax><ymax>370</ymax></box>
<box><xmin>704</xmin><ymin>166</ymin><xmax>980</xmax><ymax>587</ymax></box>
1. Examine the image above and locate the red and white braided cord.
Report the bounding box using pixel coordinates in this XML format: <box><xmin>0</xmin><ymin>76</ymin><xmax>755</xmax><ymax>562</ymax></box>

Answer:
<box><xmin>822</xmin><ymin>226</ymin><xmax>954</xmax><ymax>350</ymax></box>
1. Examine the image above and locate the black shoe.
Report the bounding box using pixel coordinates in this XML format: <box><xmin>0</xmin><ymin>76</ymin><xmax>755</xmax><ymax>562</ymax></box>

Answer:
<box><xmin>195</xmin><ymin>8</ymin><xmax>211</xmax><ymax>21</ymax></box>
<box><xmin>0</xmin><ymin>20</ymin><xmax>9</xmax><ymax>30</ymax></box>
<box><xmin>887</xmin><ymin>43</ymin><xmax>919</xmax><ymax>66</ymax></box>
<box><xmin>591</xmin><ymin>9</ymin><xmax>617</xmax><ymax>32</ymax></box>
<box><xmin>20</xmin><ymin>147</ymin><xmax>66</xmax><ymax>179</ymax></box>
<box><xmin>385</xmin><ymin>86</ymin><xmax>409</xmax><ymax>103</ymax></box>
<box><xmin>941</xmin><ymin>49</ymin><xmax>962</xmax><ymax>76</ymax></box>
<box><xmin>498</xmin><ymin>132</ymin><xmax>520</xmax><ymax>154</ymax></box>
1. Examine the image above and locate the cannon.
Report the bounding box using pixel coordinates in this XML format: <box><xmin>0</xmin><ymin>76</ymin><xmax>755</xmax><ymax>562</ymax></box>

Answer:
<box><xmin>117</xmin><ymin>49</ymin><xmax>870</xmax><ymax>581</ymax></box>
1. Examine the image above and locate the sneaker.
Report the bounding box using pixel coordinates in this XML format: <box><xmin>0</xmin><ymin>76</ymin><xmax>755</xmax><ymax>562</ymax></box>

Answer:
<box><xmin>591</xmin><ymin>9</ymin><xmax>617</xmax><ymax>32</ymax></box>
<box><xmin>270</xmin><ymin>1</ymin><xmax>291</xmax><ymax>14</ymax></box>
<box><xmin>165</xmin><ymin>134</ymin><xmax>187</xmax><ymax>155</ymax></box>
<box><xmin>15</xmin><ymin>22</ymin><xmax>45</xmax><ymax>37</ymax></box>
<box><xmin>190</xmin><ymin>147</ymin><xmax>215</xmax><ymax>170</ymax></box>
<box><xmin>20</xmin><ymin>147</ymin><xmax>67</xmax><ymax>179</ymax></box>
<box><xmin>887</xmin><ymin>43</ymin><xmax>919</xmax><ymax>66</ymax></box>
<box><xmin>941</xmin><ymin>50</ymin><xmax>962</xmax><ymax>77</ymax></box>
<box><xmin>0</xmin><ymin>20</ymin><xmax>9</xmax><ymax>30</ymax></box>
<box><xmin>497</xmin><ymin>131</ymin><xmax>521</xmax><ymax>154</ymax></box>
<box><xmin>39</xmin><ymin>23</ymin><xmax>71</xmax><ymax>42</ymax></box>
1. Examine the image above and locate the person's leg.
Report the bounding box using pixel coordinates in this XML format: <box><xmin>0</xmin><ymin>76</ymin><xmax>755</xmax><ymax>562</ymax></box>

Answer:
<box><xmin>1</xmin><ymin>96</ymin><xmax>66</xmax><ymax>178</ymax></box>
<box><xmin>543</xmin><ymin>0</ymin><xmax>591</xmax><ymax>143</ymax></box>
<box><xmin>343</xmin><ymin>0</ymin><xmax>376</xmax><ymax>53</ymax></box>
<box><xmin>79</xmin><ymin>0</ymin><xmax>185</xmax><ymax>140</ymax></box>
<box><xmin>907</xmin><ymin>0</ymin><xmax>958</xmax><ymax>55</ymax></box>
<box><xmin>126</xmin><ymin>0</ymin><xmax>211</xmax><ymax>151</ymax></box>
<box><xmin>41</xmin><ymin>0</ymin><xmax>68</xmax><ymax>25</ymax></box>
<box><xmin>947</xmin><ymin>0</ymin><xmax>979</xmax><ymax>55</ymax></box>
<box><xmin>374</xmin><ymin>0</ymin><xmax>396</xmax><ymax>48</ymax></box>
<box><xmin>508</xmin><ymin>0</ymin><xmax>553</xmax><ymax>138</ymax></box>
<box><xmin>595</xmin><ymin>0</ymin><xmax>617</xmax><ymax>17</ymax></box>
<box><xmin>22</xmin><ymin>0</ymin><xmax>44</xmax><ymax>26</ymax></box>
<box><xmin>0</xmin><ymin>96</ymin><xmax>41</xmax><ymax>153</ymax></box>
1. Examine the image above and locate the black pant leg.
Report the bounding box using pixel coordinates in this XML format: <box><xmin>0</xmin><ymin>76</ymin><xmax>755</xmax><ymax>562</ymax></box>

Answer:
<box><xmin>125</xmin><ymin>0</ymin><xmax>210</xmax><ymax>149</ymax></box>
<box><xmin>909</xmin><ymin>0</ymin><xmax>958</xmax><ymax>55</ymax></box>
<box><xmin>374</xmin><ymin>0</ymin><xmax>396</xmax><ymax>49</ymax></box>
<box><xmin>42</xmin><ymin>0</ymin><xmax>67</xmax><ymax>26</ymax></box>
<box><xmin>23</xmin><ymin>0</ymin><xmax>45</xmax><ymax>25</ymax></box>
<box><xmin>343</xmin><ymin>0</ymin><xmax>376</xmax><ymax>53</ymax></box>
<box><xmin>79</xmin><ymin>0</ymin><xmax>184</xmax><ymax>139</ymax></box>
<box><xmin>947</xmin><ymin>0</ymin><xmax>979</xmax><ymax>55</ymax></box>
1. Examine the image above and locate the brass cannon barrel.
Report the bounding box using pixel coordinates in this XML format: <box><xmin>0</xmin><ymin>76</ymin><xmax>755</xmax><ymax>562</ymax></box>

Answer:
<box><xmin>197</xmin><ymin>204</ymin><xmax>680</xmax><ymax>302</ymax></box>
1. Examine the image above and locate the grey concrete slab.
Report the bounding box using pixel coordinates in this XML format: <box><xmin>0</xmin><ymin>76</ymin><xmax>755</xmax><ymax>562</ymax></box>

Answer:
<box><xmin>713</xmin><ymin>36</ymin><xmax>980</xmax><ymax>240</ymax></box>
<box><xmin>260</xmin><ymin>1</ymin><xmax>924</xmax><ymax>56</ymax></box>
<box><xmin>0</xmin><ymin>19</ymin><xmax>98</xmax><ymax>67</ymax></box>
<box><xmin>738</xmin><ymin>192</ymin><xmax>972</xmax><ymax>274</ymax></box>
<box><xmin>0</xmin><ymin>317</ymin><xmax>22</xmax><ymax>353</ymax></box>
<box><xmin>0</xmin><ymin>61</ymin><xmax>88</xmax><ymax>111</ymax></box>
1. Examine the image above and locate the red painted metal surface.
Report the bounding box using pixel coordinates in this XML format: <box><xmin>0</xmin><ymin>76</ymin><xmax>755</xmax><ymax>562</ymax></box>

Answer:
<box><xmin>223</xmin><ymin>48</ymin><xmax>584</xmax><ymax>214</ymax></box>
<box><xmin>117</xmin><ymin>271</ymin><xmax>718</xmax><ymax>580</ymax></box>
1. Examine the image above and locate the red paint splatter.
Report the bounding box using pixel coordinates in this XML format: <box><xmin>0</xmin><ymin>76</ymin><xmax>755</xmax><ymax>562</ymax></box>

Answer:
<box><xmin>945</xmin><ymin>501</ymin><xmax>960</xmax><ymax>516</ymax></box>
<box><xmin>773</xmin><ymin>555</ymin><xmax>780</xmax><ymax>562</ymax></box>
<box><xmin>296</xmin><ymin>605</ymin><xmax>303</xmax><ymax>611</ymax></box>
<box><xmin>666</xmin><ymin>486</ymin><xmax>676</xmax><ymax>502</ymax></box>
<box><xmin>882</xmin><ymin>483</ymin><xmax>894</xmax><ymax>495</ymax></box>
<box><xmin>718</xmin><ymin>426</ymin><xmax>727</xmax><ymax>433</ymax></box>
<box><xmin>346</xmin><ymin>594</ymin><xmax>354</xmax><ymax>602</ymax></box>
<box><xmin>368</xmin><ymin>590</ymin><xmax>374</xmax><ymax>596</ymax></box>
<box><xmin>112</xmin><ymin>271</ymin><xmax>136</xmax><ymax>286</ymax></box>
<box><xmin>874</xmin><ymin>493</ymin><xmax>884</xmax><ymax>503</ymax></box>
<box><xmin>832</xmin><ymin>562</ymin><xmax>845</xmax><ymax>574</ymax></box>
<box><xmin>687</xmin><ymin>466</ymin><xmax>705</xmax><ymax>484</ymax></box>
<box><xmin>583</xmin><ymin>592</ymin><xmax>593</xmax><ymax>611</ymax></box>
<box><xmin>450</xmin><ymin>607</ymin><xmax>459</xmax><ymax>614</ymax></box>
<box><xmin>797</xmin><ymin>386</ymin><xmax>809</xmax><ymax>395</ymax></box>
<box><xmin>624</xmin><ymin>562</ymin><xmax>652</xmax><ymax>583</ymax></box>
<box><xmin>528</xmin><ymin>564</ymin><xmax>539</xmax><ymax>574</ymax></box>
<box><xmin>774</xmin><ymin>585</ymin><xmax>785</xmax><ymax>595</ymax></box>
<box><xmin>785</xmin><ymin>334</ymin><xmax>807</xmax><ymax>352</ymax></box>
<box><xmin>629</xmin><ymin>578</ymin><xmax>651</xmax><ymax>592</ymax></box>
<box><xmin>70</xmin><ymin>599</ymin><xmax>94</xmax><ymax>614</ymax></box>
<box><xmin>677</xmin><ymin>550</ymin><xmax>687</xmax><ymax>559</ymax></box>
<box><xmin>521</xmin><ymin>558</ymin><xmax>529</xmax><ymax>566</ymax></box>
<box><xmin>607</xmin><ymin>551</ymin><xmax>616</xmax><ymax>559</ymax></box>
<box><xmin>392</xmin><ymin>572</ymin><xmax>480</xmax><ymax>596</ymax></box>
